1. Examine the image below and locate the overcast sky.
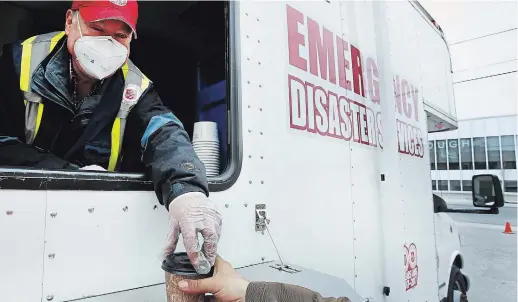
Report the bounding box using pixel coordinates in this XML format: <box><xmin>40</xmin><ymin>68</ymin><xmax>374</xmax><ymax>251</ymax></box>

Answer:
<box><xmin>420</xmin><ymin>0</ymin><xmax>517</xmax><ymax>120</ymax></box>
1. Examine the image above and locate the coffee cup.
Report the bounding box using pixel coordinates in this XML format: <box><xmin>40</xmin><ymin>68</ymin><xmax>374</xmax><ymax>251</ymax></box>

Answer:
<box><xmin>162</xmin><ymin>252</ymin><xmax>212</xmax><ymax>302</ymax></box>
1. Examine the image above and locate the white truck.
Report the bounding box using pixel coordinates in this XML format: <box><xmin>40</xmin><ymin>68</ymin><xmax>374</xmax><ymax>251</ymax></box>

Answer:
<box><xmin>0</xmin><ymin>1</ymin><xmax>505</xmax><ymax>302</ymax></box>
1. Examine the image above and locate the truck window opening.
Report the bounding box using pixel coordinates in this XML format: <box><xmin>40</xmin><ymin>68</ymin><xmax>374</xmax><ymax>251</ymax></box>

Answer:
<box><xmin>0</xmin><ymin>1</ymin><xmax>239</xmax><ymax>189</ymax></box>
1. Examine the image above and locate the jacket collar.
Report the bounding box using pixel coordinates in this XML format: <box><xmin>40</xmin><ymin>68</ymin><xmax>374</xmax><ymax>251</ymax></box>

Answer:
<box><xmin>30</xmin><ymin>37</ymin><xmax>75</xmax><ymax>113</ymax></box>
<box><xmin>30</xmin><ymin>36</ymin><xmax>110</xmax><ymax>114</ymax></box>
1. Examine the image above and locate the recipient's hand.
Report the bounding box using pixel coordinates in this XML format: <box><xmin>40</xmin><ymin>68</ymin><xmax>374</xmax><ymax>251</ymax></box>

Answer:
<box><xmin>178</xmin><ymin>255</ymin><xmax>249</xmax><ymax>302</ymax></box>
<box><xmin>165</xmin><ymin>192</ymin><xmax>222</xmax><ymax>274</ymax></box>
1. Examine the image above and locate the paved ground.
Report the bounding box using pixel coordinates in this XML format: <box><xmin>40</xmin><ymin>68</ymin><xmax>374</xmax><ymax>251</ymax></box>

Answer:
<box><xmin>446</xmin><ymin>202</ymin><xmax>517</xmax><ymax>302</ymax></box>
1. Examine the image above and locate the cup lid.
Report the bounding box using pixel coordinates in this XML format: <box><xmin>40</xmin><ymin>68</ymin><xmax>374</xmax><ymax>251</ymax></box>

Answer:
<box><xmin>161</xmin><ymin>252</ymin><xmax>213</xmax><ymax>277</ymax></box>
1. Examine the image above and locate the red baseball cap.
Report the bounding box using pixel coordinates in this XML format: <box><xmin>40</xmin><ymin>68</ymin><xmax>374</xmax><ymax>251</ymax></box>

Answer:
<box><xmin>71</xmin><ymin>0</ymin><xmax>139</xmax><ymax>38</ymax></box>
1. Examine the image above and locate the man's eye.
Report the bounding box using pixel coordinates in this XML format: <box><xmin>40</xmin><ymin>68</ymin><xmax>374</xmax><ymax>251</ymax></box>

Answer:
<box><xmin>92</xmin><ymin>27</ymin><xmax>103</xmax><ymax>32</ymax></box>
<box><xmin>117</xmin><ymin>34</ymin><xmax>128</xmax><ymax>39</ymax></box>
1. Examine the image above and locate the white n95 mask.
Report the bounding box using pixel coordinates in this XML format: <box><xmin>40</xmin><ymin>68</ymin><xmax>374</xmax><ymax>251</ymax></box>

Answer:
<box><xmin>73</xmin><ymin>12</ymin><xmax>128</xmax><ymax>80</ymax></box>
<box><xmin>74</xmin><ymin>36</ymin><xmax>128</xmax><ymax>80</ymax></box>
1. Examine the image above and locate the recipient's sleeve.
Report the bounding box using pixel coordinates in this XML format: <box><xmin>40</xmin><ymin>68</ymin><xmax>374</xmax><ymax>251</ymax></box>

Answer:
<box><xmin>246</xmin><ymin>282</ymin><xmax>352</xmax><ymax>302</ymax></box>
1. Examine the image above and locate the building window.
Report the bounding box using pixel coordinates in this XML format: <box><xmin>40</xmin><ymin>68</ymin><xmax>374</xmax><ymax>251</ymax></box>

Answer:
<box><xmin>462</xmin><ymin>180</ymin><xmax>472</xmax><ymax>192</ymax></box>
<box><xmin>449</xmin><ymin>180</ymin><xmax>461</xmax><ymax>191</ymax></box>
<box><xmin>504</xmin><ymin>180</ymin><xmax>517</xmax><ymax>193</ymax></box>
<box><xmin>473</xmin><ymin>137</ymin><xmax>487</xmax><ymax>170</ymax></box>
<box><xmin>459</xmin><ymin>138</ymin><xmax>473</xmax><ymax>170</ymax></box>
<box><xmin>448</xmin><ymin>139</ymin><xmax>460</xmax><ymax>170</ymax></box>
<box><xmin>486</xmin><ymin>136</ymin><xmax>501</xmax><ymax>169</ymax></box>
<box><xmin>429</xmin><ymin>140</ymin><xmax>436</xmax><ymax>170</ymax></box>
<box><xmin>437</xmin><ymin>180</ymin><xmax>448</xmax><ymax>191</ymax></box>
<box><xmin>436</xmin><ymin>140</ymin><xmax>448</xmax><ymax>170</ymax></box>
<box><xmin>501</xmin><ymin>135</ymin><xmax>517</xmax><ymax>169</ymax></box>
<box><xmin>432</xmin><ymin>179</ymin><xmax>437</xmax><ymax>190</ymax></box>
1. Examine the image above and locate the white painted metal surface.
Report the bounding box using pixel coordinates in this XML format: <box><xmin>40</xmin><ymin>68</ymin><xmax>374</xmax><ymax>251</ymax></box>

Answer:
<box><xmin>0</xmin><ymin>190</ymin><xmax>47</xmax><ymax>302</ymax></box>
<box><xmin>434</xmin><ymin>212</ymin><xmax>463</xmax><ymax>298</ymax></box>
<box><xmin>0</xmin><ymin>1</ymin><xmax>462</xmax><ymax>302</ymax></box>
<box><xmin>41</xmin><ymin>191</ymin><xmax>169</xmax><ymax>301</ymax></box>
<box><xmin>67</xmin><ymin>284</ymin><xmax>166</xmax><ymax>302</ymax></box>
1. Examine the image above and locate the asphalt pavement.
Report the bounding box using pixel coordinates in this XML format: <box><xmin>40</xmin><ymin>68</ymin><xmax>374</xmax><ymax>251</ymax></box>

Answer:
<box><xmin>446</xmin><ymin>202</ymin><xmax>517</xmax><ymax>302</ymax></box>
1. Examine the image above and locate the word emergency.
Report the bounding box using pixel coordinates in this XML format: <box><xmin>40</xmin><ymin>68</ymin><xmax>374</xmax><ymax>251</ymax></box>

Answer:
<box><xmin>286</xmin><ymin>4</ymin><xmax>382</xmax><ymax>149</ymax></box>
<box><xmin>285</xmin><ymin>4</ymin><xmax>424</xmax><ymax>158</ymax></box>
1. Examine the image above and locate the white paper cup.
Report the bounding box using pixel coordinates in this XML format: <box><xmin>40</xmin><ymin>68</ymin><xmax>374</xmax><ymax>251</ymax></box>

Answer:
<box><xmin>194</xmin><ymin>147</ymin><xmax>219</xmax><ymax>151</ymax></box>
<box><xmin>193</xmin><ymin>122</ymin><xmax>219</xmax><ymax>143</ymax></box>
<box><xmin>193</xmin><ymin>141</ymin><xmax>219</xmax><ymax>144</ymax></box>
<box><xmin>193</xmin><ymin>145</ymin><xmax>219</xmax><ymax>150</ymax></box>
<box><xmin>196</xmin><ymin>151</ymin><xmax>219</xmax><ymax>158</ymax></box>
<box><xmin>204</xmin><ymin>163</ymin><xmax>220</xmax><ymax>167</ymax></box>
<box><xmin>199</xmin><ymin>160</ymin><xmax>219</xmax><ymax>164</ymax></box>
<box><xmin>197</xmin><ymin>153</ymin><xmax>219</xmax><ymax>157</ymax></box>
<box><xmin>196</xmin><ymin>154</ymin><xmax>220</xmax><ymax>158</ymax></box>
<box><xmin>193</xmin><ymin>146</ymin><xmax>219</xmax><ymax>150</ymax></box>
<box><xmin>203</xmin><ymin>160</ymin><xmax>220</xmax><ymax>164</ymax></box>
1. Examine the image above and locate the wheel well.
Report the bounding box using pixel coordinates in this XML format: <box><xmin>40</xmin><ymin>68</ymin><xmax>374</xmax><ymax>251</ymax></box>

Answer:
<box><xmin>453</xmin><ymin>255</ymin><xmax>463</xmax><ymax>269</ymax></box>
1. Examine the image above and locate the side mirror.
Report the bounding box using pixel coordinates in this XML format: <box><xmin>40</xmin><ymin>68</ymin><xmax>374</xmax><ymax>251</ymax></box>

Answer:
<box><xmin>472</xmin><ymin>174</ymin><xmax>505</xmax><ymax>208</ymax></box>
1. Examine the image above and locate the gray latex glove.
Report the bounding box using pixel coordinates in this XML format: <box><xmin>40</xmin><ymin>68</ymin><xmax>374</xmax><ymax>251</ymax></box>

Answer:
<box><xmin>165</xmin><ymin>192</ymin><xmax>222</xmax><ymax>274</ymax></box>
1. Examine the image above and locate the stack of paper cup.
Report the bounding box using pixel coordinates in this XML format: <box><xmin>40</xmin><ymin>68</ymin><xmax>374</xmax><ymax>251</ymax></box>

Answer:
<box><xmin>192</xmin><ymin>121</ymin><xmax>220</xmax><ymax>177</ymax></box>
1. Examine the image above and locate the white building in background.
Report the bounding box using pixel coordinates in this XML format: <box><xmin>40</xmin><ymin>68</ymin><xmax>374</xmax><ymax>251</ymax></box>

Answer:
<box><xmin>420</xmin><ymin>0</ymin><xmax>517</xmax><ymax>202</ymax></box>
<box><xmin>429</xmin><ymin>114</ymin><xmax>517</xmax><ymax>195</ymax></box>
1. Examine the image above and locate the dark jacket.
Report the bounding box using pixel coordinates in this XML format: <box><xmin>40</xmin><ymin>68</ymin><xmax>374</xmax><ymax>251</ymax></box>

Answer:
<box><xmin>246</xmin><ymin>282</ymin><xmax>351</xmax><ymax>302</ymax></box>
<box><xmin>0</xmin><ymin>34</ymin><xmax>208</xmax><ymax>208</ymax></box>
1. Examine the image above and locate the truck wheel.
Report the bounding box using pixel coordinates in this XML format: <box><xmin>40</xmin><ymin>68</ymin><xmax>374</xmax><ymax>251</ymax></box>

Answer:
<box><xmin>447</xmin><ymin>265</ymin><xmax>468</xmax><ymax>302</ymax></box>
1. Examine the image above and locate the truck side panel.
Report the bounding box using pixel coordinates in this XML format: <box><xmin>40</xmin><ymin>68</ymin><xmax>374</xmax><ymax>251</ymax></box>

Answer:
<box><xmin>0</xmin><ymin>190</ymin><xmax>47</xmax><ymax>302</ymax></box>
<box><xmin>385</xmin><ymin>1</ymin><xmax>444</xmax><ymax>300</ymax></box>
<box><xmin>338</xmin><ymin>1</ymin><xmax>385</xmax><ymax>299</ymax></box>
<box><xmin>241</xmin><ymin>0</ymin><xmax>358</xmax><ymax>286</ymax></box>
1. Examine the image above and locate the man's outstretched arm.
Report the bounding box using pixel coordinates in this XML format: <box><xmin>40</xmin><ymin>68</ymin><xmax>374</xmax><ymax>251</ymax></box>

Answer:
<box><xmin>131</xmin><ymin>85</ymin><xmax>221</xmax><ymax>274</ymax></box>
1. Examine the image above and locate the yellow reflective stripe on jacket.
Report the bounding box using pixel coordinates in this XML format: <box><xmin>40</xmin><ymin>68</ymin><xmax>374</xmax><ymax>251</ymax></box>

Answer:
<box><xmin>34</xmin><ymin>103</ymin><xmax>45</xmax><ymax>139</ymax></box>
<box><xmin>19</xmin><ymin>31</ymin><xmax>66</xmax><ymax>139</ymax></box>
<box><xmin>20</xmin><ymin>36</ymin><xmax>37</xmax><ymax>93</ymax></box>
<box><xmin>20</xmin><ymin>31</ymin><xmax>65</xmax><ymax>93</ymax></box>
<box><xmin>107</xmin><ymin>60</ymin><xmax>151</xmax><ymax>171</ymax></box>
<box><xmin>49</xmin><ymin>32</ymin><xmax>65</xmax><ymax>52</ymax></box>
<box><xmin>108</xmin><ymin>117</ymin><xmax>122</xmax><ymax>171</ymax></box>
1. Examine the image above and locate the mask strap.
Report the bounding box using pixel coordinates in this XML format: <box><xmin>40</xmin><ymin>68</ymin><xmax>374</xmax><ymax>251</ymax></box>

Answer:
<box><xmin>76</xmin><ymin>11</ymin><xmax>84</xmax><ymax>38</ymax></box>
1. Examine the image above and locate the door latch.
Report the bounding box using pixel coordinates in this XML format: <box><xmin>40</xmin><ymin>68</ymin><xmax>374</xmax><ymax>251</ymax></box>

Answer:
<box><xmin>255</xmin><ymin>204</ymin><xmax>270</xmax><ymax>233</ymax></box>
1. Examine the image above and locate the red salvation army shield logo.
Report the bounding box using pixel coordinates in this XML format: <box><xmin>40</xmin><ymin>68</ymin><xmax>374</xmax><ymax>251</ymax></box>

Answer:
<box><xmin>404</xmin><ymin>243</ymin><xmax>419</xmax><ymax>291</ymax></box>
<box><xmin>122</xmin><ymin>84</ymin><xmax>142</xmax><ymax>105</ymax></box>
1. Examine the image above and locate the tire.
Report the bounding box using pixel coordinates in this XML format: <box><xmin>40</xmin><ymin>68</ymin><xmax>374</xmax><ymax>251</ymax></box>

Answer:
<box><xmin>447</xmin><ymin>265</ymin><xmax>468</xmax><ymax>302</ymax></box>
